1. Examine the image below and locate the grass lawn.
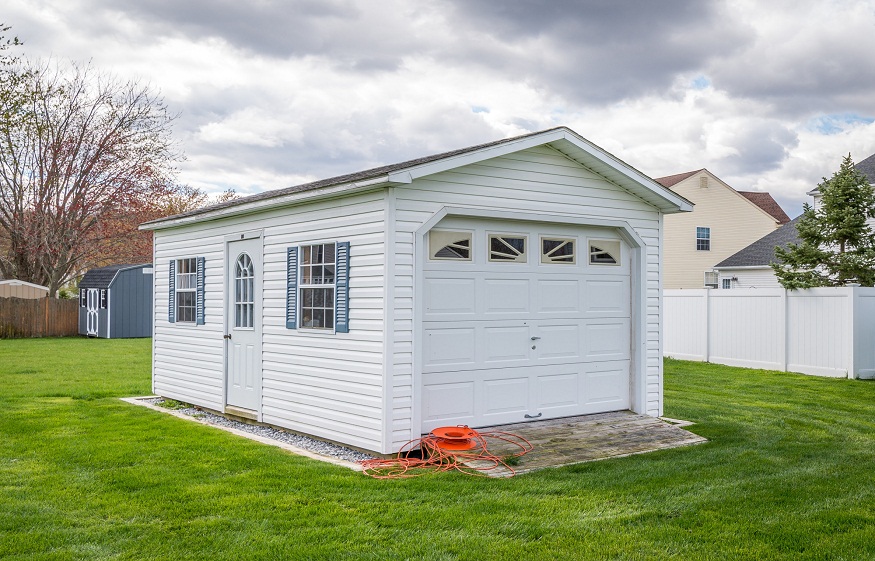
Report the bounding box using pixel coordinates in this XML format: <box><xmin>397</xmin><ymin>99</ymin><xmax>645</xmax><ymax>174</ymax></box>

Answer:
<box><xmin>2</xmin><ymin>338</ymin><xmax>875</xmax><ymax>560</ymax></box>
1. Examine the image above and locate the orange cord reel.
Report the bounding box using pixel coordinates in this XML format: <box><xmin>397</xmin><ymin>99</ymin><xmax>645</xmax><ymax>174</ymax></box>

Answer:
<box><xmin>430</xmin><ymin>426</ymin><xmax>478</xmax><ymax>450</ymax></box>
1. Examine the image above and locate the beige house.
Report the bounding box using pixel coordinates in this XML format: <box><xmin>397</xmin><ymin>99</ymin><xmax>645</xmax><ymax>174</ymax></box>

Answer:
<box><xmin>0</xmin><ymin>279</ymin><xmax>50</xmax><ymax>299</ymax></box>
<box><xmin>655</xmin><ymin>169</ymin><xmax>789</xmax><ymax>289</ymax></box>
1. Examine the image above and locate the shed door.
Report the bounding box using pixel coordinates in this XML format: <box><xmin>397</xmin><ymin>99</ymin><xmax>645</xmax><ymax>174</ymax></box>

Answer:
<box><xmin>86</xmin><ymin>289</ymin><xmax>100</xmax><ymax>337</ymax></box>
<box><xmin>225</xmin><ymin>237</ymin><xmax>262</xmax><ymax>412</ymax></box>
<box><xmin>421</xmin><ymin>220</ymin><xmax>631</xmax><ymax>433</ymax></box>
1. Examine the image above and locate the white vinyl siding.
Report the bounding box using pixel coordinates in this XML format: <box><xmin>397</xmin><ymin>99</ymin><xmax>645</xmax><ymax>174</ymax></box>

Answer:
<box><xmin>152</xmin><ymin>191</ymin><xmax>387</xmax><ymax>452</ymax></box>
<box><xmin>390</xmin><ymin>145</ymin><xmax>664</xmax><ymax>449</ymax></box>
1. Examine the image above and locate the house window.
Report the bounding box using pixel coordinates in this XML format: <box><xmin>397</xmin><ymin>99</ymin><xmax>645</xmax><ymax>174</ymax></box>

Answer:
<box><xmin>704</xmin><ymin>271</ymin><xmax>718</xmax><ymax>289</ymax></box>
<box><xmin>300</xmin><ymin>243</ymin><xmax>336</xmax><ymax>329</ymax></box>
<box><xmin>489</xmin><ymin>235</ymin><xmax>526</xmax><ymax>262</ymax></box>
<box><xmin>589</xmin><ymin>239</ymin><xmax>620</xmax><ymax>265</ymax></box>
<box><xmin>175</xmin><ymin>257</ymin><xmax>198</xmax><ymax>323</ymax></box>
<box><xmin>541</xmin><ymin>237</ymin><xmax>576</xmax><ymax>264</ymax></box>
<box><xmin>722</xmin><ymin>278</ymin><xmax>732</xmax><ymax>289</ymax></box>
<box><xmin>696</xmin><ymin>227</ymin><xmax>711</xmax><ymax>251</ymax></box>
<box><xmin>429</xmin><ymin>230</ymin><xmax>472</xmax><ymax>260</ymax></box>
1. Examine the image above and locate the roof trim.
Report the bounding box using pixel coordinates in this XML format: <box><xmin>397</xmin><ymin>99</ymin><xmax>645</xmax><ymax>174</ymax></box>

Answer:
<box><xmin>0</xmin><ymin>279</ymin><xmax>49</xmax><ymax>290</ymax></box>
<box><xmin>141</xmin><ymin>126</ymin><xmax>692</xmax><ymax>231</ymax></box>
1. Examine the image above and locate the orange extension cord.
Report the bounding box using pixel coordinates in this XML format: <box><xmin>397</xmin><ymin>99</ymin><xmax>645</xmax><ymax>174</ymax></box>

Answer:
<box><xmin>360</xmin><ymin>427</ymin><xmax>533</xmax><ymax>479</ymax></box>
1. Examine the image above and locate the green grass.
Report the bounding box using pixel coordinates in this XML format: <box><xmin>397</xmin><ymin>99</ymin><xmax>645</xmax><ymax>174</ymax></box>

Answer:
<box><xmin>2</xmin><ymin>339</ymin><xmax>875</xmax><ymax>560</ymax></box>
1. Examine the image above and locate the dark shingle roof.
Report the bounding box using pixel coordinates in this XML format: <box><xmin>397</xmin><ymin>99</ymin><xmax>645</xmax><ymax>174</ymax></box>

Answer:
<box><xmin>715</xmin><ymin>215</ymin><xmax>803</xmax><ymax>268</ymax></box>
<box><xmin>79</xmin><ymin>264</ymin><xmax>150</xmax><ymax>289</ymax></box>
<box><xmin>654</xmin><ymin>169</ymin><xmax>702</xmax><ymax>188</ymax></box>
<box><xmin>142</xmin><ymin>127</ymin><xmax>570</xmax><ymax>227</ymax></box>
<box><xmin>808</xmin><ymin>152</ymin><xmax>875</xmax><ymax>194</ymax></box>
<box><xmin>737</xmin><ymin>191</ymin><xmax>791</xmax><ymax>224</ymax></box>
<box><xmin>857</xmin><ymin>152</ymin><xmax>875</xmax><ymax>184</ymax></box>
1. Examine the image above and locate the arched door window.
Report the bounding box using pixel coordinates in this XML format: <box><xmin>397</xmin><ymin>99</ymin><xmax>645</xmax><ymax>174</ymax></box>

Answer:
<box><xmin>235</xmin><ymin>253</ymin><xmax>255</xmax><ymax>328</ymax></box>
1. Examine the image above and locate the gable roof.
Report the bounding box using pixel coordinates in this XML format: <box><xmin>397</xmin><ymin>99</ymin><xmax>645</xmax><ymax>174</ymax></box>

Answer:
<box><xmin>653</xmin><ymin>169</ymin><xmax>703</xmax><ymax>188</ymax></box>
<box><xmin>714</xmin><ymin>214</ymin><xmax>803</xmax><ymax>268</ymax></box>
<box><xmin>79</xmin><ymin>264</ymin><xmax>151</xmax><ymax>289</ymax></box>
<box><xmin>737</xmin><ymin>191</ymin><xmax>791</xmax><ymax>224</ymax></box>
<box><xmin>141</xmin><ymin>126</ymin><xmax>692</xmax><ymax>231</ymax></box>
<box><xmin>808</xmin><ymin>153</ymin><xmax>875</xmax><ymax>195</ymax></box>
<box><xmin>654</xmin><ymin>168</ymin><xmax>788</xmax><ymax>225</ymax></box>
<box><xmin>856</xmin><ymin>152</ymin><xmax>875</xmax><ymax>184</ymax></box>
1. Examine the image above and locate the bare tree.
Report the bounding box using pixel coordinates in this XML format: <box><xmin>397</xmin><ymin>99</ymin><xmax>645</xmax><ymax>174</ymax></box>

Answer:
<box><xmin>0</xmin><ymin>56</ymin><xmax>182</xmax><ymax>295</ymax></box>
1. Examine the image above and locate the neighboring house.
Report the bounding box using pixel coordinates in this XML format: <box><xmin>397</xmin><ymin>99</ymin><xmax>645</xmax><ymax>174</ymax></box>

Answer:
<box><xmin>655</xmin><ymin>169</ymin><xmax>789</xmax><ymax>289</ymax></box>
<box><xmin>713</xmin><ymin>215</ymin><xmax>803</xmax><ymax>288</ymax></box>
<box><xmin>0</xmin><ymin>279</ymin><xmax>49</xmax><ymax>299</ymax></box>
<box><xmin>140</xmin><ymin>126</ymin><xmax>692</xmax><ymax>455</ymax></box>
<box><xmin>808</xmin><ymin>151</ymin><xmax>875</xmax><ymax>210</ymax></box>
<box><xmin>78</xmin><ymin>264</ymin><xmax>154</xmax><ymax>338</ymax></box>
<box><xmin>717</xmin><ymin>152</ymin><xmax>875</xmax><ymax>289</ymax></box>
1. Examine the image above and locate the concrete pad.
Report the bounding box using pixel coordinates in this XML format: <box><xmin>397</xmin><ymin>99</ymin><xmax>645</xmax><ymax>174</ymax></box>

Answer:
<box><xmin>474</xmin><ymin>411</ymin><xmax>708</xmax><ymax>475</ymax></box>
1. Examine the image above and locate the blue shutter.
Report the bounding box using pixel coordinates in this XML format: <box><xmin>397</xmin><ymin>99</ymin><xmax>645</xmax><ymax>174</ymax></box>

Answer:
<box><xmin>286</xmin><ymin>247</ymin><xmax>298</xmax><ymax>329</ymax></box>
<box><xmin>168</xmin><ymin>260</ymin><xmax>176</xmax><ymax>323</ymax></box>
<box><xmin>335</xmin><ymin>241</ymin><xmax>350</xmax><ymax>333</ymax></box>
<box><xmin>196</xmin><ymin>256</ymin><xmax>205</xmax><ymax>325</ymax></box>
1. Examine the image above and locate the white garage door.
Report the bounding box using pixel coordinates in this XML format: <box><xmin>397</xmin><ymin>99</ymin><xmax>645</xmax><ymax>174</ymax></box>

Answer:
<box><xmin>421</xmin><ymin>219</ymin><xmax>631</xmax><ymax>433</ymax></box>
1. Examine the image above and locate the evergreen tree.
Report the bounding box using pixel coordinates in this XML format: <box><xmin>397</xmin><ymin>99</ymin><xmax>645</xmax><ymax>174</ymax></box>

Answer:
<box><xmin>773</xmin><ymin>155</ymin><xmax>875</xmax><ymax>288</ymax></box>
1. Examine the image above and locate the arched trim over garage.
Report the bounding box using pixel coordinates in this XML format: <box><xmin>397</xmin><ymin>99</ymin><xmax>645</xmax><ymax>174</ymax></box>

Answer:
<box><xmin>412</xmin><ymin>206</ymin><xmax>650</xmax><ymax>436</ymax></box>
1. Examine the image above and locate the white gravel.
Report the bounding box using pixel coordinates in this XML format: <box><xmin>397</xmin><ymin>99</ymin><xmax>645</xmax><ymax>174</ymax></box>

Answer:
<box><xmin>143</xmin><ymin>398</ymin><xmax>375</xmax><ymax>463</ymax></box>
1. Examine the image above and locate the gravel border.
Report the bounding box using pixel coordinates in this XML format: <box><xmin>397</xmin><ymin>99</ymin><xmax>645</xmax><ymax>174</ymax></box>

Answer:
<box><xmin>129</xmin><ymin>397</ymin><xmax>375</xmax><ymax>466</ymax></box>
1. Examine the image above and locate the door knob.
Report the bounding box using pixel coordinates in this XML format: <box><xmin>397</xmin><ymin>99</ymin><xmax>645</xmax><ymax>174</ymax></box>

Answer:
<box><xmin>223</xmin><ymin>334</ymin><xmax>232</xmax><ymax>340</ymax></box>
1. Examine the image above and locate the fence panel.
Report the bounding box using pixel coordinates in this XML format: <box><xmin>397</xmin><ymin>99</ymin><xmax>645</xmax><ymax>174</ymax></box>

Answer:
<box><xmin>664</xmin><ymin>287</ymin><xmax>875</xmax><ymax>379</ymax></box>
<box><xmin>0</xmin><ymin>297</ymin><xmax>79</xmax><ymax>338</ymax></box>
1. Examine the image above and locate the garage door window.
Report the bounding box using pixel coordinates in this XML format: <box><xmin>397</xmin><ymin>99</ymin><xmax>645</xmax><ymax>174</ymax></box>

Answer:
<box><xmin>589</xmin><ymin>240</ymin><xmax>620</xmax><ymax>265</ymax></box>
<box><xmin>488</xmin><ymin>235</ymin><xmax>526</xmax><ymax>262</ymax></box>
<box><xmin>429</xmin><ymin>230</ymin><xmax>472</xmax><ymax>261</ymax></box>
<box><xmin>541</xmin><ymin>237</ymin><xmax>575</xmax><ymax>264</ymax></box>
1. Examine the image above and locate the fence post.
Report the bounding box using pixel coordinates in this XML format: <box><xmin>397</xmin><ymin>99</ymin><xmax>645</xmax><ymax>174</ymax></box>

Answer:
<box><xmin>847</xmin><ymin>286</ymin><xmax>856</xmax><ymax>379</ymax></box>
<box><xmin>703</xmin><ymin>289</ymin><xmax>710</xmax><ymax>363</ymax></box>
<box><xmin>779</xmin><ymin>288</ymin><xmax>788</xmax><ymax>372</ymax></box>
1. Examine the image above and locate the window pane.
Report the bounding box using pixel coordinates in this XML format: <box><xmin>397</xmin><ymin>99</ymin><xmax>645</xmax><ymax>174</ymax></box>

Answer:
<box><xmin>313</xmin><ymin>309</ymin><xmax>324</xmax><ymax>328</ymax></box>
<box><xmin>325</xmin><ymin>309</ymin><xmax>334</xmax><ymax>329</ymax></box>
<box><xmin>324</xmin><ymin>243</ymin><xmax>336</xmax><ymax>264</ymax></box>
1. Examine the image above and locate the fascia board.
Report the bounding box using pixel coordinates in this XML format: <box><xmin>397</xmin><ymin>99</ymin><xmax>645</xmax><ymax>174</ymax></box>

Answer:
<box><xmin>140</xmin><ymin>176</ymin><xmax>392</xmax><ymax>231</ymax></box>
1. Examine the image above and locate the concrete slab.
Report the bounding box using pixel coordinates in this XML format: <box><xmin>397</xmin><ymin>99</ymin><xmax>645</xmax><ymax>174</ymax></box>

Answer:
<box><xmin>475</xmin><ymin>411</ymin><xmax>708</xmax><ymax>475</ymax></box>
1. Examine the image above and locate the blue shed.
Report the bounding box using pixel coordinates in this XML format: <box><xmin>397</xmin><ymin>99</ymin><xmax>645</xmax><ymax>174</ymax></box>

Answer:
<box><xmin>78</xmin><ymin>264</ymin><xmax>154</xmax><ymax>338</ymax></box>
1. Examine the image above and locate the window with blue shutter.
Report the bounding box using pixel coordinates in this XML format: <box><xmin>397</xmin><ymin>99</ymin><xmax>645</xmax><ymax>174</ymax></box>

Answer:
<box><xmin>288</xmin><ymin>242</ymin><xmax>349</xmax><ymax>332</ymax></box>
<box><xmin>196</xmin><ymin>256</ymin><xmax>205</xmax><ymax>325</ymax></box>
<box><xmin>334</xmin><ymin>242</ymin><xmax>350</xmax><ymax>333</ymax></box>
<box><xmin>168</xmin><ymin>260</ymin><xmax>176</xmax><ymax>323</ymax></box>
<box><xmin>286</xmin><ymin>247</ymin><xmax>298</xmax><ymax>329</ymax></box>
<box><xmin>170</xmin><ymin>257</ymin><xmax>203</xmax><ymax>324</ymax></box>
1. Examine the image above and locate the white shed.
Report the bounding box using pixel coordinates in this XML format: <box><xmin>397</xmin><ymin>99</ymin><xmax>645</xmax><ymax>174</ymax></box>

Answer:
<box><xmin>141</xmin><ymin>127</ymin><xmax>692</xmax><ymax>455</ymax></box>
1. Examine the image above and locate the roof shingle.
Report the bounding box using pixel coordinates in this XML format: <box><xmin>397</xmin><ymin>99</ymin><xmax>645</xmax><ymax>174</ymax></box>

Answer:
<box><xmin>737</xmin><ymin>191</ymin><xmax>791</xmax><ymax>224</ymax></box>
<box><xmin>715</xmin><ymin>215</ymin><xmax>803</xmax><ymax>268</ymax></box>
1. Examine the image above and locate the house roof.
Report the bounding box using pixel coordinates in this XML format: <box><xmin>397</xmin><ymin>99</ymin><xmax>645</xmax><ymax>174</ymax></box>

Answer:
<box><xmin>714</xmin><ymin>214</ymin><xmax>803</xmax><ymax>268</ymax></box>
<box><xmin>737</xmin><ymin>191</ymin><xmax>791</xmax><ymax>224</ymax></box>
<box><xmin>808</xmin><ymin>152</ymin><xmax>875</xmax><ymax>195</ymax></box>
<box><xmin>79</xmin><ymin>264</ymin><xmax>151</xmax><ymax>289</ymax></box>
<box><xmin>0</xmin><ymin>279</ymin><xmax>49</xmax><ymax>291</ymax></box>
<box><xmin>653</xmin><ymin>169</ymin><xmax>703</xmax><ymax>188</ymax></box>
<box><xmin>654</xmin><ymin>168</ymin><xmax>789</xmax><ymax>225</ymax></box>
<box><xmin>141</xmin><ymin>126</ymin><xmax>693</xmax><ymax>231</ymax></box>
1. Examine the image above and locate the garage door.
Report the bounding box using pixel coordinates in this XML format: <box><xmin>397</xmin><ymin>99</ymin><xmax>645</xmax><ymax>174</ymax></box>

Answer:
<box><xmin>421</xmin><ymin>219</ymin><xmax>631</xmax><ymax>433</ymax></box>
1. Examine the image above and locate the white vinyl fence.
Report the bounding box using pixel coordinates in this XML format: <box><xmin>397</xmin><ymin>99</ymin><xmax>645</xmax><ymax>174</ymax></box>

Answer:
<box><xmin>663</xmin><ymin>287</ymin><xmax>875</xmax><ymax>379</ymax></box>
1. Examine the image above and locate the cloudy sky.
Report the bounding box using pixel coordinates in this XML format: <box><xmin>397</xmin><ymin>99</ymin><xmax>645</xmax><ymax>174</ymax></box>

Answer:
<box><xmin>5</xmin><ymin>0</ymin><xmax>875</xmax><ymax>216</ymax></box>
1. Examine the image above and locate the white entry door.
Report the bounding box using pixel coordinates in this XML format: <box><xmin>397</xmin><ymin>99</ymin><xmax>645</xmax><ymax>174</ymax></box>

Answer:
<box><xmin>225</xmin><ymin>237</ymin><xmax>262</xmax><ymax>412</ymax></box>
<box><xmin>421</xmin><ymin>220</ymin><xmax>632</xmax><ymax>433</ymax></box>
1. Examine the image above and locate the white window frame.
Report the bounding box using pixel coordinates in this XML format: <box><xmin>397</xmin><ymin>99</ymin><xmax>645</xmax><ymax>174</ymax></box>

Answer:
<box><xmin>696</xmin><ymin>227</ymin><xmax>711</xmax><ymax>251</ymax></box>
<box><xmin>175</xmin><ymin>257</ymin><xmax>198</xmax><ymax>323</ymax></box>
<box><xmin>488</xmin><ymin>233</ymin><xmax>527</xmax><ymax>263</ymax></box>
<box><xmin>588</xmin><ymin>238</ymin><xmax>621</xmax><ymax>266</ymax></box>
<box><xmin>704</xmin><ymin>271</ymin><xmax>718</xmax><ymax>289</ymax></box>
<box><xmin>428</xmin><ymin>230</ymin><xmax>473</xmax><ymax>261</ymax></box>
<box><xmin>540</xmin><ymin>236</ymin><xmax>576</xmax><ymax>264</ymax></box>
<box><xmin>299</xmin><ymin>243</ymin><xmax>336</xmax><ymax>331</ymax></box>
<box><xmin>722</xmin><ymin>278</ymin><xmax>732</xmax><ymax>289</ymax></box>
